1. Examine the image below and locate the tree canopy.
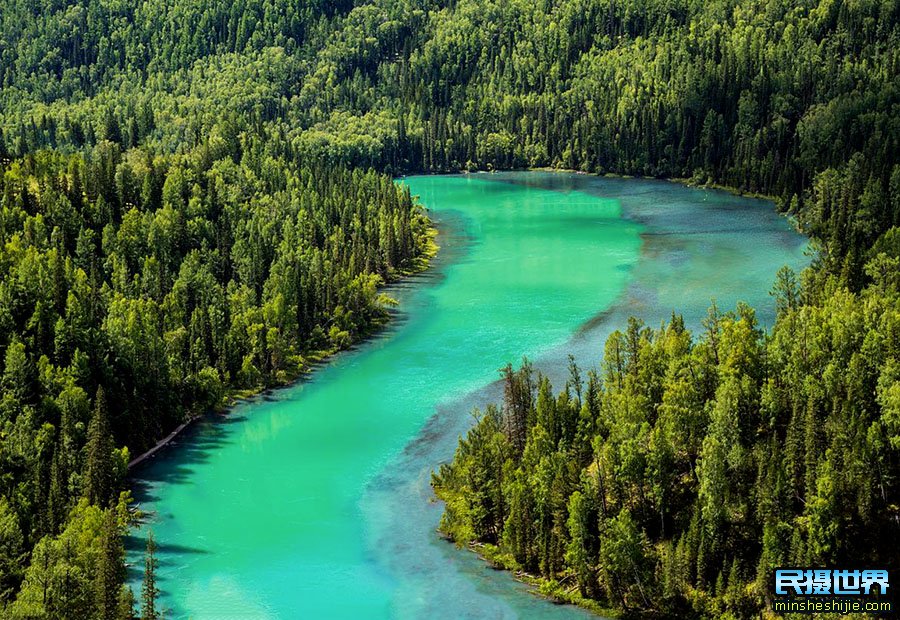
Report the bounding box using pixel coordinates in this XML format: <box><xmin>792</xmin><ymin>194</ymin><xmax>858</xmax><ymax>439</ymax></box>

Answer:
<box><xmin>436</xmin><ymin>293</ymin><xmax>900</xmax><ymax>615</ymax></box>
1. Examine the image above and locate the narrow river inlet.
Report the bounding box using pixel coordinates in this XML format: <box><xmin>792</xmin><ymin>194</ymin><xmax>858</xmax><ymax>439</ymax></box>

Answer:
<box><xmin>127</xmin><ymin>172</ymin><xmax>809</xmax><ymax>618</ymax></box>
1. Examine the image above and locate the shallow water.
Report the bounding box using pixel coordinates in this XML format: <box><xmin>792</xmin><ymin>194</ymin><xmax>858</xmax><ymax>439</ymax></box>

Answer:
<box><xmin>127</xmin><ymin>172</ymin><xmax>808</xmax><ymax>619</ymax></box>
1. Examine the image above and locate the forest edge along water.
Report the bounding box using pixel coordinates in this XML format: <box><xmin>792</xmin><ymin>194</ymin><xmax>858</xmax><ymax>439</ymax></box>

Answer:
<box><xmin>126</xmin><ymin>171</ymin><xmax>808</xmax><ymax>619</ymax></box>
<box><xmin>124</xmin><ymin>170</ymin><xmax>792</xmax><ymax>474</ymax></box>
<box><xmin>124</xmin><ymin>225</ymin><xmax>441</xmax><ymax>472</ymax></box>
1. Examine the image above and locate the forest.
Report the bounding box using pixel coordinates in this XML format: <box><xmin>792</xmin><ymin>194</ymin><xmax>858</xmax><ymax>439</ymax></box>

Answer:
<box><xmin>435</xmin><ymin>289</ymin><xmax>900</xmax><ymax>616</ymax></box>
<box><xmin>0</xmin><ymin>144</ymin><xmax>429</xmax><ymax>615</ymax></box>
<box><xmin>0</xmin><ymin>0</ymin><xmax>897</xmax><ymax>617</ymax></box>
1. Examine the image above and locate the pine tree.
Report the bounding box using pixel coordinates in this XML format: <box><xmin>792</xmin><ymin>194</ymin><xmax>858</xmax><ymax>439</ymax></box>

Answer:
<box><xmin>803</xmin><ymin>393</ymin><xmax>821</xmax><ymax>499</ymax></box>
<box><xmin>141</xmin><ymin>531</ymin><xmax>160</xmax><ymax>620</ymax></box>
<box><xmin>47</xmin><ymin>446</ymin><xmax>68</xmax><ymax>534</ymax></box>
<box><xmin>95</xmin><ymin>509</ymin><xmax>125</xmax><ymax>620</ymax></box>
<box><xmin>84</xmin><ymin>387</ymin><xmax>115</xmax><ymax>507</ymax></box>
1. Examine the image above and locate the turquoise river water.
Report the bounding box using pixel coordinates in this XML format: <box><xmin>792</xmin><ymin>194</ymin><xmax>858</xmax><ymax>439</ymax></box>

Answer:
<box><xmin>127</xmin><ymin>172</ymin><xmax>808</xmax><ymax>618</ymax></box>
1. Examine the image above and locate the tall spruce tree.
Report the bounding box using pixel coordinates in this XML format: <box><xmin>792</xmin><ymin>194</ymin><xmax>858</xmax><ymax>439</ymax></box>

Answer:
<box><xmin>141</xmin><ymin>532</ymin><xmax>160</xmax><ymax>620</ymax></box>
<box><xmin>95</xmin><ymin>509</ymin><xmax>126</xmax><ymax>620</ymax></box>
<box><xmin>84</xmin><ymin>387</ymin><xmax>115</xmax><ymax>507</ymax></box>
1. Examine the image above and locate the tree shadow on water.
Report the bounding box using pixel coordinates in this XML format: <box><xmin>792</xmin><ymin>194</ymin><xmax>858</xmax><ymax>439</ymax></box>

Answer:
<box><xmin>128</xmin><ymin>416</ymin><xmax>236</xmax><ymax>499</ymax></box>
<box><xmin>124</xmin><ymin>534</ymin><xmax>211</xmax><ymax>581</ymax></box>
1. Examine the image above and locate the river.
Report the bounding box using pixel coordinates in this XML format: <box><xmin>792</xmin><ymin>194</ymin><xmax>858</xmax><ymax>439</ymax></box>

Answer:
<box><xmin>127</xmin><ymin>171</ymin><xmax>808</xmax><ymax>618</ymax></box>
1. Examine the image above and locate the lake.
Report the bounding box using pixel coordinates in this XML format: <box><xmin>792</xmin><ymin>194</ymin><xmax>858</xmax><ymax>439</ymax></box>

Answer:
<box><xmin>127</xmin><ymin>172</ymin><xmax>808</xmax><ymax>618</ymax></box>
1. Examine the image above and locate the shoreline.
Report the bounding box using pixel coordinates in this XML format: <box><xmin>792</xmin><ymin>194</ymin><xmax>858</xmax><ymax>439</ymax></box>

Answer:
<box><xmin>127</xmin><ymin>168</ymin><xmax>801</xmax><ymax>615</ymax></box>
<box><xmin>127</xmin><ymin>224</ymin><xmax>440</xmax><ymax>471</ymax></box>
<box><xmin>416</xmin><ymin>165</ymin><xmax>805</xmax><ymax>237</ymax></box>
<box><xmin>462</xmin><ymin>540</ymin><xmax>623</xmax><ymax>619</ymax></box>
<box><xmin>428</xmin><ymin>168</ymin><xmax>809</xmax><ymax>619</ymax></box>
<box><xmin>418</xmin><ymin>165</ymin><xmax>781</xmax><ymax>203</ymax></box>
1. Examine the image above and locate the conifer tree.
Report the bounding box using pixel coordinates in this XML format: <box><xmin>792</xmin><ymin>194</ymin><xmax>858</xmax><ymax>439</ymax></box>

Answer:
<box><xmin>95</xmin><ymin>509</ymin><xmax>125</xmax><ymax>620</ymax></box>
<box><xmin>141</xmin><ymin>531</ymin><xmax>160</xmax><ymax>620</ymax></box>
<box><xmin>84</xmin><ymin>387</ymin><xmax>115</xmax><ymax>507</ymax></box>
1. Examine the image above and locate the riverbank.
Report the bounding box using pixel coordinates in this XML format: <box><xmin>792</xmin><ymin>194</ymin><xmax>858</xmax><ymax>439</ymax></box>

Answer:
<box><xmin>406</xmin><ymin>165</ymin><xmax>787</xmax><ymax>216</ymax></box>
<box><xmin>128</xmin><ymin>171</ymin><xmax>809</xmax><ymax>618</ymax></box>
<box><xmin>524</xmin><ymin>166</ymin><xmax>780</xmax><ymax>203</ymax></box>
<box><xmin>470</xmin><ymin>540</ymin><xmax>622</xmax><ymax>618</ymax></box>
<box><xmin>127</xmin><ymin>224</ymin><xmax>440</xmax><ymax>470</ymax></box>
<box><xmin>428</xmin><ymin>169</ymin><xmax>811</xmax><ymax>618</ymax></box>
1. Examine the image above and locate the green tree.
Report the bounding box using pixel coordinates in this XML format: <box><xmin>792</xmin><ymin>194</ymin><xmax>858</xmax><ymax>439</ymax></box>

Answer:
<box><xmin>141</xmin><ymin>532</ymin><xmax>159</xmax><ymax>620</ymax></box>
<box><xmin>95</xmin><ymin>509</ymin><xmax>125</xmax><ymax>620</ymax></box>
<box><xmin>84</xmin><ymin>387</ymin><xmax>116</xmax><ymax>507</ymax></box>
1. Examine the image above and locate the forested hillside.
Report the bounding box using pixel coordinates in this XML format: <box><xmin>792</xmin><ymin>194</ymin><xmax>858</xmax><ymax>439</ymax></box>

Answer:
<box><xmin>0</xmin><ymin>147</ymin><xmax>428</xmax><ymax>616</ymax></box>
<box><xmin>417</xmin><ymin>2</ymin><xmax>900</xmax><ymax>617</ymax></box>
<box><xmin>0</xmin><ymin>0</ymin><xmax>898</xmax><ymax>617</ymax></box>
<box><xmin>0</xmin><ymin>2</ymin><xmax>432</xmax><ymax>616</ymax></box>
<box><xmin>3</xmin><ymin>0</ymin><xmax>898</xmax><ymax>285</ymax></box>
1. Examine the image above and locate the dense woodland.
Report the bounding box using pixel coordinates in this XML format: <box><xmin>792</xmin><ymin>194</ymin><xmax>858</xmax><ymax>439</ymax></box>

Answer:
<box><xmin>0</xmin><ymin>0</ymin><xmax>897</xmax><ymax>617</ymax></box>
<box><xmin>2</xmin><ymin>0</ymin><xmax>898</xmax><ymax>285</ymax></box>
<box><xmin>435</xmin><ymin>290</ymin><xmax>900</xmax><ymax>616</ymax></box>
<box><xmin>419</xmin><ymin>2</ymin><xmax>900</xmax><ymax>616</ymax></box>
<box><xmin>0</xmin><ymin>146</ymin><xmax>427</xmax><ymax>616</ymax></box>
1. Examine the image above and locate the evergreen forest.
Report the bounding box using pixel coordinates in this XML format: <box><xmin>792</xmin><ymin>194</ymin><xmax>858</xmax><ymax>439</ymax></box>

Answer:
<box><xmin>0</xmin><ymin>0</ymin><xmax>897</xmax><ymax>617</ymax></box>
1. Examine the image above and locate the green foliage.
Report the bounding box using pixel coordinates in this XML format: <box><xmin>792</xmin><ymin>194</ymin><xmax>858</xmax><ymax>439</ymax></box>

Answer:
<box><xmin>2</xmin><ymin>0</ymin><xmax>896</xmax><ymax>290</ymax></box>
<box><xmin>84</xmin><ymin>387</ymin><xmax>116</xmax><ymax>507</ymax></box>
<box><xmin>435</xmin><ymin>295</ymin><xmax>900</xmax><ymax>616</ymax></box>
<box><xmin>0</xmin><ymin>144</ymin><xmax>428</xmax><ymax>612</ymax></box>
<box><xmin>0</xmin><ymin>0</ymin><xmax>897</xmax><ymax>615</ymax></box>
<box><xmin>9</xmin><ymin>498</ymin><xmax>132</xmax><ymax>619</ymax></box>
<box><xmin>140</xmin><ymin>532</ymin><xmax>158</xmax><ymax>620</ymax></box>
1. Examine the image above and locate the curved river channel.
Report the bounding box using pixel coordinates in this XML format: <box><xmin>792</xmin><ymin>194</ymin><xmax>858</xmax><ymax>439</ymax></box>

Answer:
<box><xmin>127</xmin><ymin>172</ymin><xmax>808</xmax><ymax>618</ymax></box>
